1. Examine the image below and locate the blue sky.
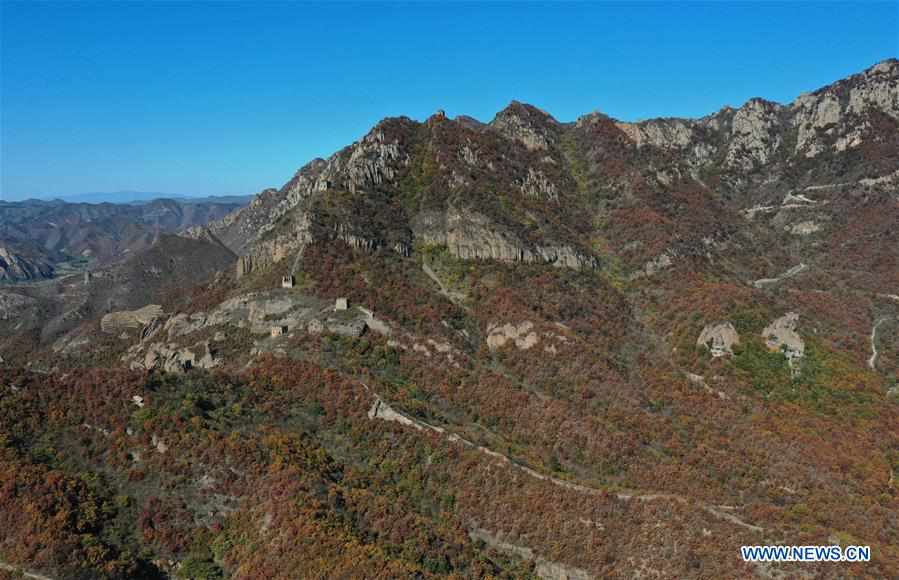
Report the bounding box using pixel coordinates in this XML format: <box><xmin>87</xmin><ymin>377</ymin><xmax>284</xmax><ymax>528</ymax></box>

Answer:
<box><xmin>2</xmin><ymin>1</ymin><xmax>897</xmax><ymax>200</ymax></box>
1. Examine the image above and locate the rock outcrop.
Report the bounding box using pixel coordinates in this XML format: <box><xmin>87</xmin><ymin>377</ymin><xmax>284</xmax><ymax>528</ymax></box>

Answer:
<box><xmin>697</xmin><ymin>322</ymin><xmax>740</xmax><ymax>357</ymax></box>
<box><xmin>413</xmin><ymin>207</ymin><xmax>597</xmax><ymax>270</ymax></box>
<box><xmin>130</xmin><ymin>340</ymin><xmax>218</xmax><ymax>373</ymax></box>
<box><xmin>725</xmin><ymin>99</ymin><xmax>784</xmax><ymax>170</ymax></box>
<box><xmin>490</xmin><ymin>101</ymin><xmax>560</xmax><ymax>151</ymax></box>
<box><xmin>486</xmin><ymin>321</ymin><xmax>539</xmax><ymax>351</ymax></box>
<box><xmin>0</xmin><ymin>246</ymin><xmax>54</xmax><ymax>282</ymax></box>
<box><xmin>101</xmin><ymin>305</ymin><xmax>164</xmax><ymax>334</ymax></box>
<box><xmin>791</xmin><ymin>59</ymin><xmax>898</xmax><ymax>157</ymax></box>
<box><xmin>762</xmin><ymin>312</ymin><xmax>805</xmax><ymax>375</ymax></box>
<box><xmin>192</xmin><ymin>58</ymin><xmax>895</xmax><ymax>289</ymax></box>
<box><xmin>0</xmin><ymin>291</ymin><xmax>37</xmax><ymax>321</ymax></box>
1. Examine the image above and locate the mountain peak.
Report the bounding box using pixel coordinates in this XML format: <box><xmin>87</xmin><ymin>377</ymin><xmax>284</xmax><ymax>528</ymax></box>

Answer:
<box><xmin>490</xmin><ymin>101</ymin><xmax>560</xmax><ymax>150</ymax></box>
<box><xmin>866</xmin><ymin>57</ymin><xmax>898</xmax><ymax>76</ymax></box>
<box><xmin>493</xmin><ymin>100</ymin><xmax>559</xmax><ymax>125</ymax></box>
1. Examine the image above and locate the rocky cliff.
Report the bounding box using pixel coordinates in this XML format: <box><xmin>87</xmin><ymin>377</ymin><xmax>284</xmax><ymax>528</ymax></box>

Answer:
<box><xmin>196</xmin><ymin>59</ymin><xmax>897</xmax><ymax>283</ymax></box>
<box><xmin>0</xmin><ymin>245</ymin><xmax>54</xmax><ymax>282</ymax></box>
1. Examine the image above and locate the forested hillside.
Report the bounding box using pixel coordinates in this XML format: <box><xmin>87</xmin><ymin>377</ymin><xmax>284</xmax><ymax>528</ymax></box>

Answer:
<box><xmin>1</xmin><ymin>60</ymin><xmax>897</xmax><ymax>579</ymax></box>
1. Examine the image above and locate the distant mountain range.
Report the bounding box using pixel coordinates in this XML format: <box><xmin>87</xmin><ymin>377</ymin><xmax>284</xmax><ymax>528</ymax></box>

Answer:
<box><xmin>5</xmin><ymin>190</ymin><xmax>254</xmax><ymax>205</ymax></box>
<box><xmin>0</xmin><ymin>196</ymin><xmax>250</xmax><ymax>282</ymax></box>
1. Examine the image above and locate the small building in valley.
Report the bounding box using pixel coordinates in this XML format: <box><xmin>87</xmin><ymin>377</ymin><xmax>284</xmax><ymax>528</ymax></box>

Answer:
<box><xmin>270</xmin><ymin>325</ymin><xmax>289</xmax><ymax>337</ymax></box>
<box><xmin>281</xmin><ymin>275</ymin><xmax>295</xmax><ymax>288</ymax></box>
<box><xmin>335</xmin><ymin>297</ymin><xmax>348</xmax><ymax>311</ymax></box>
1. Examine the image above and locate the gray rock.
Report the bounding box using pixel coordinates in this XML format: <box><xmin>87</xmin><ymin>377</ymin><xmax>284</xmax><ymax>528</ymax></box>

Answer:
<box><xmin>762</xmin><ymin>312</ymin><xmax>805</xmax><ymax>375</ymax></box>
<box><xmin>697</xmin><ymin>322</ymin><xmax>740</xmax><ymax>357</ymax></box>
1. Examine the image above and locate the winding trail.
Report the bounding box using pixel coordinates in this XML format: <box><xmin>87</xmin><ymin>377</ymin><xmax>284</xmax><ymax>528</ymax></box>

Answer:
<box><xmin>0</xmin><ymin>561</ymin><xmax>55</xmax><ymax>580</ymax></box>
<box><xmin>422</xmin><ymin>263</ymin><xmax>465</xmax><ymax>306</ymax></box>
<box><xmin>752</xmin><ymin>263</ymin><xmax>808</xmax><ymax>289</ymax></box>
<box><xmin>364</xmin><ymin>388</ymin><xmax>764</xmax><ymax>534</ymax></box>
<box><xmin>868</xmin><ymin>318</ymin><xmax>888</xmax><ymax>370</ymax></box>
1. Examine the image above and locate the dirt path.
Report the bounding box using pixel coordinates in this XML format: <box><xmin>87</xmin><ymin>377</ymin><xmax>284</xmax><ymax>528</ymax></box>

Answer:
<box><xmin>868</xmin><ymin>317</ymin><xmax>888</xmax><ymax>370</ymax></box>
<box><xmin>0</xmin><ymin>561</ymin><xmax>55</xmax><ymax>580</ymax></box>
<box><xmin>365</xmin><ymin>388</ymin><xmax>765</xmax><ymax>534</ymax></box>
<box><xmin>422</xmin><ymin>263</ymin><xmax>465</xmax><ymax>306</ymax></box>
<box><xmin>753</xmin><ymin>263</ymin><xmax>808</xmax><ymax>289</ymax></box>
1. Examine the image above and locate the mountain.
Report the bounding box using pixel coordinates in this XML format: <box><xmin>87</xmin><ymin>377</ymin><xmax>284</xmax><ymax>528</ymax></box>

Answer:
<box><xmin>9</xmin><ymin>190</ymin><xmax>200</xmax><ymax>204</ymax></box>
<box><xmin>0</xmin><ymin>60</ymin><xmax>898</xmax><ymax>580</ymax></box>
<box><xmin>7</xmin><ymin>191</ymin><xmax>256</xmax><ymax>205</ymax></box>
<box><xmin>201</xmin><ymin>59</ymin><xmax>898</xmax><ymax>285</ymax></box>
<box><xmin>0</xmin><ymin>243</ymin><xmax>55</xmax><ymax>282</ymax></box>
<box><xmin>0</xmin><ymin>197</ymin><xmax>250</xmax><ymax>282</ymax></box>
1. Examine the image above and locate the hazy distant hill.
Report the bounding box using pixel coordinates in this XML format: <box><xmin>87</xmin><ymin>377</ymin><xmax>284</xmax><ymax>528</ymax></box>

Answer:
<box><xmin>6</xmin><ymin>190</ymin><xmax>254</xmax><ymax>204</ymax></box>
<box><xmin>0</xmin><ymin>196</ymin><xmax>250</xmax><ymax>281</ymax></box>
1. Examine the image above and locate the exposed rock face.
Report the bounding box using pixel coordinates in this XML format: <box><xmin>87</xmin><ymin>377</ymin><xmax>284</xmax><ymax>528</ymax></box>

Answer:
<box><xmin>762</xmin><ymin>312</ymin><xmax>805</xmax><ymax>374</ymax></box>
<box><xmin>520</xmin><ymin>167</ymin><xmax>559</xmax><ymax>201</ymax></box>
<box><xmin>0</xmin><ymin>291</ymin><xmax>37</xmax><ymax>321</ymax></box>
<box><xmin>0</xmin><ymin>246</ymin><xmax>54</xmax><ymax>282</ymax></box>
<box><xmin>725</xmin><ymin>99</ymin><xmax>784</xmax><ymax>170</ymax></box>
<box><xmin>413</xmin><ymin>207</ymin><xmax>597</xmax><ymax>270</ymax></box>
<box><xmin>166</xmin><ymin>292</ymin><xmax>317</xmax><ymax>336</ymax></box>
<box><xmin>697</xmin><ymin>322</ymin><xmax>740</xmax><ymax>357</ymax></box>
<box><xmin>121</xmin><ymin>290</ymin><xmax>378</xmax><ymax>370</ymax></box>
<box><xmin>193</xmin><ymin>58</ymin><xmax>895</xmax><ymax>287</ymax></box>
<box><xmin>612</xmin><ymin>59</ymin><xmax>899</xmax><ymax>174</ymax></box>
<box><xmin>324</xmin><ymin>318</ymin><xmax>367</xmax><ymax>338</ymax></box>
<box><xmin>132</xmin><ymin>340</ymin><xmax>218</xmax><ymax>374</ymax></box>
<box><xmin>487</xmin><ymin>321</ymin><xmax>539</xmax><ymax>351</ymax></box>
<box><xmin>490</xmin><ymin>101</ymin><xmax>559</xmax><ymax>151</ymax></box>
<box><xmin>198</xmin><ymin>118</ymin><xmax>416</xmax><ymax>261</ymax></box>
<box><xmin>791</xmin><ymin>59</ymin><xmax>898</xmax><ymax>157</ymax></box>
<box><xmin>101</xmin><ymin>305</ymin><xmax>164</xmax><ymax>334</ymax></box>
<box><xmin>235</xmin><ymin>212</ymin><xmax>314</xmax><ymax>279</ymax></box>
<box><xmin>635</xmin><ymin>251</ymin><xmax>675</xmax><ymax>279</ymax></box>
<box><xmin>787</xmin><ymin>221</ymin><xmax>822</xmax><ymax>236</ymax></box>
<box><xmin>616</xmin><ymin>118</ymin><xmax>695</xmax><ymax>150</ymax></box>
<box><xmin>344</xmin><ymin>128</ymin><xmax>411</xmax><ymax>193</ymax></box>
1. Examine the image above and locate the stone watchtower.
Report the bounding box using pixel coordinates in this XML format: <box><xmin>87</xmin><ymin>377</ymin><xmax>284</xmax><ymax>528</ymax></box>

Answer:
<box><xmin>427</xmin><ymin>109</ymin><xmax>447</xmax><ymax>127</ymax></box>
<box><xmin>281</xmin><ymin>275</ymin><xmax>295</xmax><ymax>289</ymax></box>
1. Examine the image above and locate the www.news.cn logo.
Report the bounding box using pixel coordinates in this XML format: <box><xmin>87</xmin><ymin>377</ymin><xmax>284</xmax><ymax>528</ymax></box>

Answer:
<box><xmin>741</xmin><ymin>545</ymin><xmax>870</xmax><ymax>563</ymax></box>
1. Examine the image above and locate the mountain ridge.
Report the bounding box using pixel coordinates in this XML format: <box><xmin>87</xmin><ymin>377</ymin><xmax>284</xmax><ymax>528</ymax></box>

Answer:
<box><xmin>0</xmin><ymin>59</ymin><xmax>897</xmax><ymax>579</ymax></box>
<box><xmin>0</xmin><ymin>197</ymin><xmax>250</xmax><ymax>282</ymax></box>
<box><xmin>194</xmin><ymin>58</ymin><xmax>897</xmax><ymax>286</ymax></box>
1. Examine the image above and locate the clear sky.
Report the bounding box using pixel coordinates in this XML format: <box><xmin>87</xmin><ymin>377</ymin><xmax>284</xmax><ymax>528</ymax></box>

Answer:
<box><xmin>2</xmin><ymin>1</ymin><xmax>897</xmax><ymax>200</ymax></box>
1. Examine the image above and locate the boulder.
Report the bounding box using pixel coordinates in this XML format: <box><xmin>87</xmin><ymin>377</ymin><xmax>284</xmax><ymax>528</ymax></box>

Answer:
<box><xmin>101</xmin><ymin>304</ymin><xmax>164</xmax><ymax>334</ymax></box>
<box><xmin>697</xmin><ymin>322</ymin><xmax>740</xmax><ymax>357</ymax></box>
<box><xmin>762</xmin><ymin>312</ymin><xmax>804</xmax><ymax>375</ymax></box>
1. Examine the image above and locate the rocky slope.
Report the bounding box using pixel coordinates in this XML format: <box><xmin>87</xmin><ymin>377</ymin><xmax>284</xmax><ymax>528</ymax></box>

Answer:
<box><xmin>0</xmin><ymin>197</ymin><xmax>248</xmax><ymax>282</ymax></box>
<box><xmin>0</xmin><ymin>244</ymin><xmax>54</xmax><ymax>282</ymax></box>
<box><xmin>196</xmin><ymin>59</ymin><xmax>898</xmax><ymax>287</ymax></box>
<box><xmin>1</xmin><ymin>60</ymin><xmax>898</xmax><ymax>580</ymax></box>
